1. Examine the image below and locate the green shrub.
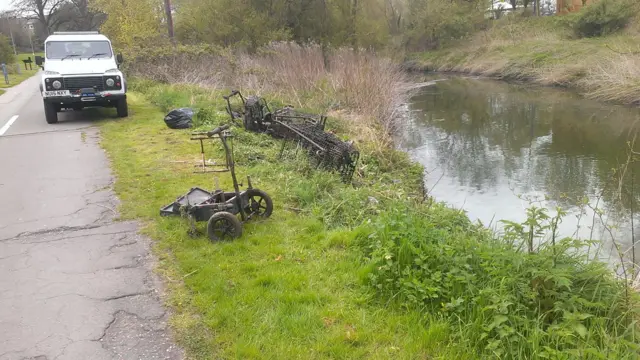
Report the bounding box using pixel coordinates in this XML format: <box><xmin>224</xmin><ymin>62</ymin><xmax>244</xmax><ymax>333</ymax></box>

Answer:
<box><xmin>0</xmin><ymin>35</ymin><xmax>15</xmax><ymax>65</ymax></box>
<box><xmin>358</xmin><ymin>204</ymin><xmax>639</xmax><ymax>358</ymax></box>
<box><xmin>573</xmin><ymin>0</ymin><xmax>637</xmax><ymax>38</ymax></box>
<box><xmin>404</xmin><ymin>0</ymin><xmax>487</xmax><ymax>50</ymax></box>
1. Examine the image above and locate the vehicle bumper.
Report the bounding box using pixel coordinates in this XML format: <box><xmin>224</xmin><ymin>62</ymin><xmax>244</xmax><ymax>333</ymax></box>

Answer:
<box><xmin>43</xmin><ymin>94</ymin><xmax>126</xmax><ymax>106</ymax></box>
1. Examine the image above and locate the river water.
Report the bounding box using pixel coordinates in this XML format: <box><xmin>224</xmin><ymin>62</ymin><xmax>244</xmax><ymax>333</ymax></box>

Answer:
<box><xmin>399</xmin><ymin>76</ymin><xmax>640</xmax><ymax>266</ymax></box>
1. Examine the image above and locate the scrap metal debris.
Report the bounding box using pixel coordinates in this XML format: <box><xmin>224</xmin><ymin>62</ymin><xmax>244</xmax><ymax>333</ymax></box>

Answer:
<box><xmin>224</xmin><ymin>90</ymin><xmax>359</xmax><ymax>183</ymax></box>
<box><xmin>160</xmin><ymin>124</ymin><xmax>273</xmax><ymax>241</ymax></box>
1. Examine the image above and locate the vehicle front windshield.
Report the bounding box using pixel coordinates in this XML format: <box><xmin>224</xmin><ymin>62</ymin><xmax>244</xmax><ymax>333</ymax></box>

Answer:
<box><xmin>46</xmin><ymin>41</ymin><xmax>112</xmax><ymax>59</ymax></box>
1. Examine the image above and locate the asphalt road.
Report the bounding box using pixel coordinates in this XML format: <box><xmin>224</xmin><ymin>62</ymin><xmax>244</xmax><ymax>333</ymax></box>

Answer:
<box><xmin>0</xmin><ymin>75</ymin><xmax>183</xmax><ymax>360</ymax></box>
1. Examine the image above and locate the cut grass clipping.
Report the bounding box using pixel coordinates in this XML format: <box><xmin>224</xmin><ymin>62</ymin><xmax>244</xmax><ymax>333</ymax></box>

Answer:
<box><xmin>100</xmin><ymin>83</ymin><xmax>639</xmax><ymax>359</ymax></box>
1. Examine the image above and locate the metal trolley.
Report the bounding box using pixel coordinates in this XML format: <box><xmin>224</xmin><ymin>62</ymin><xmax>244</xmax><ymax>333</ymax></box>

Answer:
<box><xmin>160</xmin><ymin>124</ymin><xmax>273</xmax><ymax>241</ymax></box>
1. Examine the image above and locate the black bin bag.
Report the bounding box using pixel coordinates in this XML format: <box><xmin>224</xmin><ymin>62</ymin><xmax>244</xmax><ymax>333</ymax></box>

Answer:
<box><xmin>164</xmin><ymin>108</ymin><xmax>194</xmax><ymax>129</ymax></box>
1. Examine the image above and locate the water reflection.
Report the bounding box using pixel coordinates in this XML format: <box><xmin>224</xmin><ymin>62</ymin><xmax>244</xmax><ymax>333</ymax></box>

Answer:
<box><xmin>401</xmin><ymin>77</ymin><xmax>640</xmax><ymax>264</ymax></box>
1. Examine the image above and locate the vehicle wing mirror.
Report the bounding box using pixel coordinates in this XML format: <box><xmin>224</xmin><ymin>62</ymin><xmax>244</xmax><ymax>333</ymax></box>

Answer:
<box><xmin>116</xmin><ymin>53</ymin><xmax>123</xmax><ymax>65</ymax></box>
<box><xmin>35</xmin><ymin>56</ymin><xmax>44</xmax><ymax>66</ymax></box>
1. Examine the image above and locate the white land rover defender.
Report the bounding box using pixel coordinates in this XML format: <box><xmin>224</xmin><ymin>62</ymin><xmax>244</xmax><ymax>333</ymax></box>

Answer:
<box><xmin>35</xmin><ymin>31</ymin><xmax>128</xmax><ymax>124</ymax></box>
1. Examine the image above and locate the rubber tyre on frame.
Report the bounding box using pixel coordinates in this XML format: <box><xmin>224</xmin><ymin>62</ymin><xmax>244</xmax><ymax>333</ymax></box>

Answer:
<box><xmin>206</xmin><ymin>212</ymin><xmax>242</xmax><ymax>242</ymax></box>
<box><xmin>244</xmin><ymin>189</ymin><xmax>273</xmax><ymax>218</ymax></box>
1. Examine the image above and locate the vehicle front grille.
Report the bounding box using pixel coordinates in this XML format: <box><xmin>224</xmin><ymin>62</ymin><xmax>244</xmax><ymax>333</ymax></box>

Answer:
<box><xmin>63</xmin><ymin>76</ymin><xmax>104</xmax><ymax>92</ymax></box>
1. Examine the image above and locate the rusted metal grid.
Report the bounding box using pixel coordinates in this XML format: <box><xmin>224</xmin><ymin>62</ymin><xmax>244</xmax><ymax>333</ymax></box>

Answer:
<box><xmin>224</xmin><ymin>91</ymin><xmax>359</xmax><ymax>183</ymax></box>
<box><xmin>269</xmin><ymin>108</ymin><xmax>359</xmax><ymax>183</ymax></box>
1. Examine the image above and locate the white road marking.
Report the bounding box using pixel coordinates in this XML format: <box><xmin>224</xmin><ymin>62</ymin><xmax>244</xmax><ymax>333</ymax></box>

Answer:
<box><xmin>0</xmin><ymin>115</ymin><xmax>19</xmax><ymax>136</ymax></box>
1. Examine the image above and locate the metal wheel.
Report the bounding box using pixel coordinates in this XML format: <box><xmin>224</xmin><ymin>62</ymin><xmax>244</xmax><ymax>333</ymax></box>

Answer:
<box><xmin>206</xmin><ymin>212</ymin><xmax>242</xmax><ymax>242</ymax></box>
<box><xmin>244</xmin><ymin>189</ymin><xmax>273</xmax><ymax>219</ymax></box>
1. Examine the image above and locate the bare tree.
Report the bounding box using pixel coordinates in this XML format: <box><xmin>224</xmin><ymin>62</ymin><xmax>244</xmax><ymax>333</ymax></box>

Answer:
<box><xmin>12</xmin><ymin>0</ymin><xmax>68</xmax><ymax>36</ymax></box>
<box><xmin>385</xmin><ymin>0</ymin><xmax>403</xmax><ymax>35</ymax></box>
<box><xmin>68</xmin><ymin>0</ymin><xmax>103</xmax><ymax>30</ymax></box>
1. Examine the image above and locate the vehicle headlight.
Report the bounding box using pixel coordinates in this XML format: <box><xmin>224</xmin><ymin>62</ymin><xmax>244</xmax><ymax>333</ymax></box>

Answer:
<box><xmin>105</xmin><ymin>78</ymin><xmax>115</xmax><ymax>87</ymax></box>
<box><xmin>44</xmin><ymin>70</ymin><xmax>60</xmax><ymax>76</ymax></box>
<box><xmin>52</xmin><ymin>80</ymin><xmax>62</xmax><ymax>89</ymax></box>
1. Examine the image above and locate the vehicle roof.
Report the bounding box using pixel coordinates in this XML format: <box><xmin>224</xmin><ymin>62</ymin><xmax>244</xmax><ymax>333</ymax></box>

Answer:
<box><xmin>45</xmin><ymin>33</ymin><xmax>111</xmax><ymax>43</ymax></box>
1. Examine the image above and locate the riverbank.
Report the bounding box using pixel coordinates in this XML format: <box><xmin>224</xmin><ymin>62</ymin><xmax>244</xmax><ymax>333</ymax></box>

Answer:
<box><xmin>407</xmin><ymin>16</ymin><xmax>640</xmax><ymax>105</ymax></box>
<box><xmin>99</xmin><ymin>89</ymin><xmax>444</xmax><ymax>359</ymax></box>
<box><xmin>98</xmin><ymin>45</ymin><xmax>640</xmax><ymax>358</ymax></box>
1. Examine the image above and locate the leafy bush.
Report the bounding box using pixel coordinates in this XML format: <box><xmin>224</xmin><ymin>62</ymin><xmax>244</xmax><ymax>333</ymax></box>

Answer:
<box><xmin>404</xmin><ymin>0</ymin><xmax>487</xmax><ymax>50</ymax></box>
<box><xmin>573</xmin><ymin>0</ymin><xmax>637</xmax><ymax>38</ymax></box>
<box><xmin>0</xmin><ymin>35</ymin><xmax>15</xmax><ymax>65</ymax></box>
<box><xmin>358</xmin><ymin>204</ymin><xmax>639</xmax><ymax>358</ymax></box>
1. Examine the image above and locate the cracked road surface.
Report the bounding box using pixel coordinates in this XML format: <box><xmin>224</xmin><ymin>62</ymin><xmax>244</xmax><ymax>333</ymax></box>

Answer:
<box><xmin>0</xmin><ymin>76</ymin><xmax>183</xmax><ymax>359</ymax></box>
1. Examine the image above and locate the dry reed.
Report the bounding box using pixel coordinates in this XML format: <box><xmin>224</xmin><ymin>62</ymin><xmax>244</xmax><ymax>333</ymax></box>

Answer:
<box><xmin>130</xmin><ymin>43</ymin><xmax>411</xmax><ymax>147</ymax></box>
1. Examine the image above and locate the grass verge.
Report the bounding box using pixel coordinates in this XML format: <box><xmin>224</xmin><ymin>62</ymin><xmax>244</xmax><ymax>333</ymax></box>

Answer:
<box><xmin>99</xmin><ymin>90</ymin><xmax>460</xmax><ymax>359</ymax></box>
<box><xmin>1</xmin><ymin>53</ymin><xmax>41</xmax><ymax>88</ymax></box>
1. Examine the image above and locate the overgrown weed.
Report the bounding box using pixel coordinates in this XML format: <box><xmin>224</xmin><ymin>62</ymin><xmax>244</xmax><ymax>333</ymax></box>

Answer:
<box><xmin>128</xmin><ymin>43</ymin><xmax>410</xmax><ymax>154</ymax></box>
<box><xmin>359</xmin><ymin>203</ymin><xmax>640</xmax><ymax>359</ymax></box>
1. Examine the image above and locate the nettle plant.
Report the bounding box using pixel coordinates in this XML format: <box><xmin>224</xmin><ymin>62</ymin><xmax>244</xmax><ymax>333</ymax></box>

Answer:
<box><xmin>359</xmin><ymin>202</ymin><xmax>639</xmax><ymax>358</ymax></box>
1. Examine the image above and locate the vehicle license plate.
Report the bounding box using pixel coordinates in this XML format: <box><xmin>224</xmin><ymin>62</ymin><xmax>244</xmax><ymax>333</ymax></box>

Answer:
<box><xmin>43</xmin><ymin>90</ymin><xmax>70</xmax><ymax>97</ymax></box>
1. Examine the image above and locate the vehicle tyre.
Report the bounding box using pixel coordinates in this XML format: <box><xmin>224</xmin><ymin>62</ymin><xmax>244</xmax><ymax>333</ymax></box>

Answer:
<box><xmin>44</xmin><ymin>101</ymin><xmax>58</xmax><ymax>124</ymax></box>
<box><xmin>116</xmin><ymin>98</ymin><xmax>128</xmax><ymax>118</ymax></box>
<box><xmin>244</xmin><ymin>189</ymin><xmax>273</xmax><ymax>219</ymax></box>
<box><xmin>207</xmin><ymin>212</ymin><xmax>242</xmax><ymax>242</ymax></box>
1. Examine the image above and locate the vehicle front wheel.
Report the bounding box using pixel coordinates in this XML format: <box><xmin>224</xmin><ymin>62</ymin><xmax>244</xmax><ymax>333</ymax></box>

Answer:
<box><xmin>116</xmin><ymin>98</ymin><xmax>128</xmax><ymax>118</ymax></box>
<box><xmin>44</xmin><ymin>101</ymin><xmax>58</xmax><ymax>124</ymax></box>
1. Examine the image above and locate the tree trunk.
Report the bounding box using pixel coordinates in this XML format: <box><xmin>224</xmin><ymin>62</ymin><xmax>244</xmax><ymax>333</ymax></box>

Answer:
<box><xmin>320</xmin><ymin>0</ymin><xmax>330</xmax><ymax>70</ymax></box>
<box><xmin>35</xmin><ymin>1</ymin><xmax>50</xmax><ymax>35</ymax></box>
<box><xmin>350</xmin><ymin>0</ymin><xmax>358</xmax><ymax>48</ymax></box>
<box><xmin>164</xmin><ymin>0</ymin><xmax>175</xmax><ymax>43</ymax></box>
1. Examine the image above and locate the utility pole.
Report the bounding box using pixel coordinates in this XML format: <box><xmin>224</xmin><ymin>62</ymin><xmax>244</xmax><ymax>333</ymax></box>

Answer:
<box><xmin>26</xmin><ymin>24</ymin><xmax>35</xmax><ymax>56</ymax></box>
<box><xmin>163</xmin><ymin>0</ymin><xmax>175</xmax><ymax>43</ymax></box>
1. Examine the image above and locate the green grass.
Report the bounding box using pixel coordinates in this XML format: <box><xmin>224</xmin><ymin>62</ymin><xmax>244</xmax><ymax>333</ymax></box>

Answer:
<box><xmin>99</xmin><ymin>90</ymin><xmax>463</xmax><ymax>359</ymax></box>
<box><xmin>1</xmin><ymin>53</ymin><xmax>42</xmax><ymax>88</ymax></box>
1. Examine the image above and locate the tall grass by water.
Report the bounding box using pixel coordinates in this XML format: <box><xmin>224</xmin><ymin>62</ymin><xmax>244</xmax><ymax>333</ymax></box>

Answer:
<box><xmin>410</xmin><ymin>2</ymin><xmax>640</xmax><ymax>105</ymax></box>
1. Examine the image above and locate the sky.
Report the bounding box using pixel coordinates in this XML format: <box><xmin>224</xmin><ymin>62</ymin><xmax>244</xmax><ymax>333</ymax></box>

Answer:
<box><xmin>0</xmin><ymin>0</ymin><xmax>14</xmax><ymax>12</ymax></box>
